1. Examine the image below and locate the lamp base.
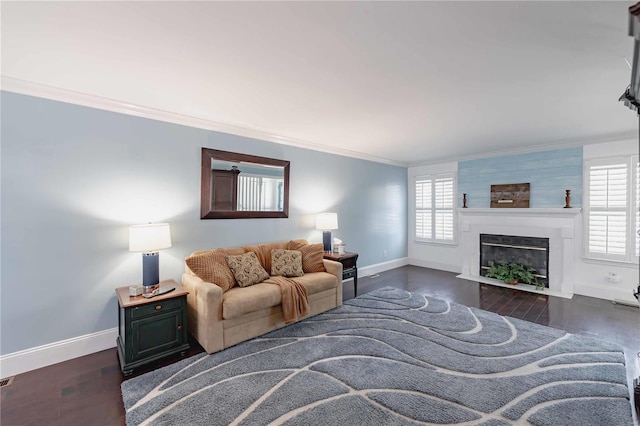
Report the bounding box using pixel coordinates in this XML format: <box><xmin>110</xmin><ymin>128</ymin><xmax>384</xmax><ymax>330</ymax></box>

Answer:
<box><xmin>142</xmin><ymin>252</ymin><xmax>160</xmax><ymax>294</ymax></box>
<box><xmin>322</xmin><ymin>231</ymin><xmax>332</xmax><ymax>252</ymax></box>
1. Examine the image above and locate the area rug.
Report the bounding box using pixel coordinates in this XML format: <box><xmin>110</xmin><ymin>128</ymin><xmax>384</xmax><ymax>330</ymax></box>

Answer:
<box><xmin>121</xmin><ymin>287</ymin><xmax>634</xmax><ymax>425</ymax></box>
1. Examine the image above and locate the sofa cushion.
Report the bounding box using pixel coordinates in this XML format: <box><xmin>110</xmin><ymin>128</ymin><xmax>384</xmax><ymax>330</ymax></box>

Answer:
<box><xmin>289</xmin><ymin>272</ymin><xmax>338</xmax><ymax>294</ymax></box>
<box><xmin>222</xmin><ymin>283</ymin><xmax>281</xmax><ymax>320</ymax></box>
<box><xmin>185</xmin><ymin>249</ymin><xmax>236</xmax><ymax>292</ymax></box>
<box><xmin>287</xmin><ymin>241</ymin><xmax>326</xmax><ymax>273</ymax></box>
<box><xmin>271</xmin><ymin>249</ymin><xmax>304</xmax><ymax>277</ymax></box>
<box><xmin>226</xmin><ymin>252</ymin><xmax>270</xmax><ymax>287</ymax></box>
<box><xmin>222</xmin><ymin>272</ymin><xmax>338</xmax><ymax>320</ymax></box>
<box><xmin>242</xmin><ymin>241</ymin><xmax>289</xmax><ymax>275</ymax></box>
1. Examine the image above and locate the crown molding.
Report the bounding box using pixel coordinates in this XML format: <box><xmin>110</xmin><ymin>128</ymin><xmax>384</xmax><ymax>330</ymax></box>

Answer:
<box><xmin>0</xmin><ymin>76</ymin><xmax>407</xmax><ymax>168</ymax></box>
<box><xmin>408</xmin><ymin>131</ymin><xmax>637</xmax><ymax>168</ymax></box>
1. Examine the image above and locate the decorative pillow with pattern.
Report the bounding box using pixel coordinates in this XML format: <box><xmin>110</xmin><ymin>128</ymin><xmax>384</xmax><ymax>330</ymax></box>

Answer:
<box><xmin>287</xmin><ymin>241</ymin><xmax>326</xmax><ymax>273</ymax></box>
<box><xmin>185</xmin><ymin>249</ymin><xmax>236</xmax><ymax>292</ymax></box>
<box><xmin>270</xmin><ymin>249</ymin><xmax>304</xmax><ymax>277</ymax></box>
<box><xmin>225</xmin><ymin>251</ymin><xmax>270</xmax><ymax>287</ymax></box>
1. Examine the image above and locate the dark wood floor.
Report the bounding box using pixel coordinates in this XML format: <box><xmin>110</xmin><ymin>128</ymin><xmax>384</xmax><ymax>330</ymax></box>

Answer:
<box><xmin>2</xmin><ymin>265</ymin><xmax>639</xmax><ymax>425</ymax></box>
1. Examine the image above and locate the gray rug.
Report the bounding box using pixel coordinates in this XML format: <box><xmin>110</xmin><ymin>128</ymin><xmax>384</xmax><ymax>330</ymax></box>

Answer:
<box><xmin>122</xmin><ymin>287</ymin><xmax>634</xmax><ymax>425</ymax></box>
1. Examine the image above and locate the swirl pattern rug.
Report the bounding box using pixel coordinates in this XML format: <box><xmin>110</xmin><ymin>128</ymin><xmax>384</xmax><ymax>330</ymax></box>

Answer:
<box><xmin>121</xmin><ymin>287</ymin><xmax>634</xmax><ymax>425</ymax></box>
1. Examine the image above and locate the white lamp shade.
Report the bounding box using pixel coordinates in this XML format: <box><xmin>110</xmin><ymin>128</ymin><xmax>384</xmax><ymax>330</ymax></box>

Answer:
<box><xmin>129</xmin><ymin>223</ymin><xmax>172</xmax><ymax>252</ymax></box>
<box><xmin>316</xmin><ymin>213</ymin><xmax>338</xmax><ymax>230</ymax></box>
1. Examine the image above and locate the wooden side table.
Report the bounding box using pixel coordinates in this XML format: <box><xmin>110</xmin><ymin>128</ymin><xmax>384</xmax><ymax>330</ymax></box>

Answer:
<box><xmin>323</xmin><ymin>251</ymin><xmax>359</xmax><ymax>296</ymax></box>
<box><xmin>115</xmin><ymin>279</ymin><xmax>189</xmax><ymax>375</ymax></box>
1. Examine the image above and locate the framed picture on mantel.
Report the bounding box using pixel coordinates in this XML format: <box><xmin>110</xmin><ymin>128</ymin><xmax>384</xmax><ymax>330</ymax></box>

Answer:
<box><xmin>490</xmin><ymin>183</ymin><xmax>530</xmax><ymax>208</ymax></box>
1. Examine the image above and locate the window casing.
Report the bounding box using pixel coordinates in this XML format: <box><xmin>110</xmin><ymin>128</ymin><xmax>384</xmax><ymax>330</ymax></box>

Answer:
<box><xmin>415</xmin><ymin>173</ymin><xmax>456</xmax><ymax>243</ymax></box>
<box><xmin>584</xmin><ymin>155</ymin><xmax>639</xmax><ymax>263</ymax></box>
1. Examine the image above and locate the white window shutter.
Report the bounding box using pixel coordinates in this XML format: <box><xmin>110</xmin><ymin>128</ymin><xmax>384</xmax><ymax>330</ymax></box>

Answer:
<box><xmin>415</xmin><ymin>178</ymin><xmax>432</xmax><ymax>239</ymax></box>
<box><xmin>586</xmin><ymin>157</ymin><xmax>639</xmax><ymax>262</ymax></box>
<box><xmin>414</xmin><ymin>174</ymin><xmax>455</xmax><ymax>243</ymax></box>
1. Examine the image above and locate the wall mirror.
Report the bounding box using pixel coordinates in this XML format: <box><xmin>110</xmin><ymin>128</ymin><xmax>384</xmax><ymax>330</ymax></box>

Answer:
<box><xmin>201</xmin><ymin>148</ymin><xmax>290</xmax><ymax>219</ymax></box>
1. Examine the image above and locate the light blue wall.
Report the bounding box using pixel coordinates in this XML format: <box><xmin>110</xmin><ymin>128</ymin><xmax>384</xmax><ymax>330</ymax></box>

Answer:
<box><xmin>458</xmin><ymin>147</ymin><xmax>583</xmax><ymax>208</ymax></box>
<box><xmin>0</xmin><ymin>91</ymin><xmax>407</xmax><ymax>355</ymax></box>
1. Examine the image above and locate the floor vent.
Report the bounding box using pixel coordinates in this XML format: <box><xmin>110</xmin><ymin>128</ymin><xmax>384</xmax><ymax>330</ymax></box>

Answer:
<box><xmin>0</xmin><ymin>377</ymin><xmax>14</xmax><ymax>388</ymax></box>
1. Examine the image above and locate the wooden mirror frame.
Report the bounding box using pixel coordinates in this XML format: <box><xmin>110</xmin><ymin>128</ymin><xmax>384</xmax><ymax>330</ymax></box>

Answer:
<box><xmin>200</xmin><ymin>148</ymin><xmax>290</xmax><ymax>219</ymax></box>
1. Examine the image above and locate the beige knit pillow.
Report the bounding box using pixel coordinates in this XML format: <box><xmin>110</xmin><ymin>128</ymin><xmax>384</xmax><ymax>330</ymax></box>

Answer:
<box><xmin>271</xmin><ymin>249</ymin><xmax>304</xmax><ymax>277</ymax></box>
<box><xmin>225</xmin><ymin>252</ymin><xmax>270</xmax><ymax>287</ymax></box>
<box><xmin>287</xmin><ymin>241</ymin><xmax>326</xmax><ymax>273</ymax></box>
<box><xmin>185</xmin><ymin>249</ymin><xmax>236</xmax><ymax>292</ymax></box>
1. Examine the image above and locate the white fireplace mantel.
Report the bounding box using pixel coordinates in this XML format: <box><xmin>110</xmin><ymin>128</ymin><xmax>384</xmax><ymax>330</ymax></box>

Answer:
<box><xmin>457</xmin><ymin>208</ymin><xmax>582</xmax><ymax>299</ymax></box>
<box><xmin>458</xmin><ymin>208</ymin><xmax>582</xmax><ymax>217</ymax></box>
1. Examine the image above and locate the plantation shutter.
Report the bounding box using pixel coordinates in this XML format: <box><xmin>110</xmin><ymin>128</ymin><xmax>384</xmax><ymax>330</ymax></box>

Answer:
<box><xmin>585</xmin><ymin>156</ymin><xmax>640</xmax><ymax>262</ymax></box>
<box><xmin>415</xmin><ymin>174</ymin><xmax>455</xmax><ymax>242</ymax></box>
<box><xmin>415</xmin><ymin>178</ymin><xmax>432</xmax><ymax>239</ymax></box>
<box><xmin>434</xmin><ymin>178</ymin><xmax>454</xmax><ymax>240</ymax></box>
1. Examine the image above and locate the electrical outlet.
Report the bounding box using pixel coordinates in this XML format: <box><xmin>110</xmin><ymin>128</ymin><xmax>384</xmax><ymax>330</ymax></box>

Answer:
<box><xmin>383</xmin><ymin>250</ymin><xmax>388</xmax><ymax>258</ymax></box>
<box><xmin>607</xmin><ymin>272</ymin><xmax>622</xmax><ymax>283</ymax></box>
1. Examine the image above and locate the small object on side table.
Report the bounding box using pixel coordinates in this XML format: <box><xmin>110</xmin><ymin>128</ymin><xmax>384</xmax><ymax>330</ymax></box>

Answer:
<box><xmin>323</xmin><ymin>251</ymin><xmax>358</xmax><ymax>296</ymax></box>
<box><xmin>115</xmin><ymin>279</ymin><xmax>189</xmax><ymax>376</ymax></box>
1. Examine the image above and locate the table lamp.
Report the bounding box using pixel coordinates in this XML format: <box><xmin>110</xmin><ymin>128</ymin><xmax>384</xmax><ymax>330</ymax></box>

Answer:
<box><xmin>129</xmin><ymin>223</ymin><xmax>172</xmax><ymax>293</ymax></box>
<box><xmin>316</xmin><ymin>213</ymin><xmax>338</xmax><ymax>252</ymax></box>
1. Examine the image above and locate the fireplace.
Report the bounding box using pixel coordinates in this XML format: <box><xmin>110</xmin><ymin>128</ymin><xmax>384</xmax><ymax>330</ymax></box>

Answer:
<box><xmin>479</xmin><ymin>234</ymin><xmax>549</xmax><ymax>287</ymax></box>
<box><xmin>457</xmin><ymin>208</ymin><xmax>581</xmax><ymax>298</ymax></box>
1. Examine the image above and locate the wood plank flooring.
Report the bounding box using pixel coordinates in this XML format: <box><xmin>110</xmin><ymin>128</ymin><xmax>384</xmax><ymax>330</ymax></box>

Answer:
<box><xmin>2</xmin><ymin>265</ymin><xmax>639</xmax><ymax>425</ymax></box>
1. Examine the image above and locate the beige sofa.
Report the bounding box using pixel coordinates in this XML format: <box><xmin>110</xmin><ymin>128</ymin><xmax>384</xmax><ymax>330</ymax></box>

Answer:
<box><xmin>181</xmin><ymin>240</ymin><xmax>343</xmax><ymax>354</ymax></box>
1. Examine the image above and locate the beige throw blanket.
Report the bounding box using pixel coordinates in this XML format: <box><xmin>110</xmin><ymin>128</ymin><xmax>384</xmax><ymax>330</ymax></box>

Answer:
<box><xmin>265</xmin><ymin>276</ymin><xmax>309</xmax><ymax>324</ymax></box>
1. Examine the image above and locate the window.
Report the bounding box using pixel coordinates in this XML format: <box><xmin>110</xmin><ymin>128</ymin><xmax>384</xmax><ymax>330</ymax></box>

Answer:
<box><xmin>584</xmin><ymin>155</ymin><xmax>639</xmax><ymax>262</ymax></box>
<box><xmin>415</xmin><ymin>174</ymin><xmax>455</xmax><ymax>243</ymax></box>
<box><xmin>237</xmin><ymin>175</ymin><xmax>284</xmax><ymax>211</ymax></box>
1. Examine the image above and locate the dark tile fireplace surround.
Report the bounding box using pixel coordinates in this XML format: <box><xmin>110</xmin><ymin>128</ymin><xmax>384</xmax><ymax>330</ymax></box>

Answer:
<box><xmin>480</xmin><ymin>234</ymin><xmax>550</xmax><ymax>287</ymax></box>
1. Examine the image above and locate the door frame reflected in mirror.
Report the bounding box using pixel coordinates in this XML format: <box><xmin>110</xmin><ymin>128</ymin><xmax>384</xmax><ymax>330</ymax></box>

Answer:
<box><xmin>200</xmin><ymin>148</ymin><xmax>290</xmax><ymax>219</ymax></box>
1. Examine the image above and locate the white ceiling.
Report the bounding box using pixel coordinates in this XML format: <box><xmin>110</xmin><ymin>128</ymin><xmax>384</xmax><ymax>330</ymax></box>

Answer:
<box><xmin>2</xmin><ymin>1</ymin><xmax>638</xmax><ymax>166</ymax></box>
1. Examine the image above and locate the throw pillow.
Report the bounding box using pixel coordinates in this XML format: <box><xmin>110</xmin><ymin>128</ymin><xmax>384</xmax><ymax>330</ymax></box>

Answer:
<box><xmin>185</xmin><ymin>249</ymin><xmax>236</xmax><ymax>292</ymax></box>
<box><xmin>226</xmin><ymin>251</ymin><xmax>270</xmax><ymax>287</ymax></box>
<box><xmin>270</xmin><ymin>249</ymin><xmax>304</xmax><ymax>277</ymax></box>
<box><xmin>287</xmin><ymin>240</ymin><xmax>326</xmax><ymax>273</ymax></box>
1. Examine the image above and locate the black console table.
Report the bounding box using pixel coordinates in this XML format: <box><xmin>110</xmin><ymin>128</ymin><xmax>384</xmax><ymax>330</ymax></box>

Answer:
<box><xmin>323</xmin><ymin>251</ymin><xmax>359</xmax><ymax>296</ymax></box>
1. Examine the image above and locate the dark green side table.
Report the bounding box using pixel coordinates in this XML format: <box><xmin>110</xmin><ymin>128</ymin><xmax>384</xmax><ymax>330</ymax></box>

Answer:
<box><xmin>116</xmin><ymin>279</ymin><xmax>189</xmax><ymax>376</ymax></box>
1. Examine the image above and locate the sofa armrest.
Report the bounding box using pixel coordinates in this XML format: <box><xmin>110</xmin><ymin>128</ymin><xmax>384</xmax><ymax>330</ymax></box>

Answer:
<box><xmin>181</xmin><ymin>273</ymin><xmax>224</xmax><ymax>354</ymax></box>
<box><xmin>323</xmin><ymin>259</ymin><xmax>343</xmax><ymax>306</ymax></box>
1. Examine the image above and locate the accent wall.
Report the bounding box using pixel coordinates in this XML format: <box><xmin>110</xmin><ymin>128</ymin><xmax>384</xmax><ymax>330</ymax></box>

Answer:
<box><xmin>458</xmin><ymin>147</ymin><xmax>583</xmax><ymax>208</ymax></box>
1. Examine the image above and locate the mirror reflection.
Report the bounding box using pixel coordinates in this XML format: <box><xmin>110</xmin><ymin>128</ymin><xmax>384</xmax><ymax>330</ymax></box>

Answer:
<box><xmin>201</xmin><ymin>148</ymin><xmax>290</xmax><ymax>219</ymax></box>
<box><xmin>210</xmin><ymin>159</ymin><xmax>285</xmax><ymax>212</ymax></box>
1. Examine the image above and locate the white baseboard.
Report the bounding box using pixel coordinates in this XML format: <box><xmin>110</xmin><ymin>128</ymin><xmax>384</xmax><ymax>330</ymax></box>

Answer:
<box><xmin>407</xmin><ymin>258</ymin><xmax>461</xmax><ymax>274</ymax></box>
<box><xmin>358</xmin><ymin>257</ymin><xmax>409</xmax><ymax>277</ymax></box>
<box><xmin>0</xmin><ymin>328</ymin><xmax>117</xmax><ymax>379</ymax></box>
<box><xmin>574</xmin><ymin>282</ymin><xmax>639</xmax><ymax>306</ymax></box>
